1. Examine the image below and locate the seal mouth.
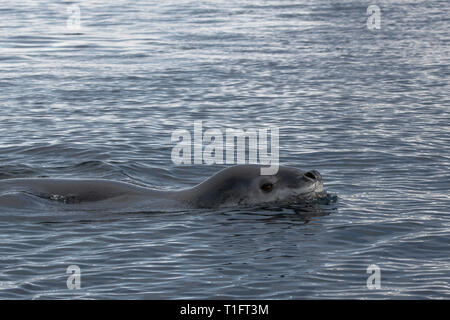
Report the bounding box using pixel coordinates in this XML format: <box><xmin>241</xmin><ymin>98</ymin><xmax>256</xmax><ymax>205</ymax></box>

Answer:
<box><xmin>297</xmin><ymin>179</ymin><xmax>324</xmax><ymax>196</ymax></box>
<box><xmin>267</xmin><ymin>190</ymin><xmax>327</xmax><ymax>208</ymax></box>
<box><xmin>267</xmin><ymin>180</ymin><xmax>326</xmax><ymax>207</ymax></box>
<box><xmin>312</xmin><ymin>180</ymin><xmax>324</xmax><ymax>193</ymax></box>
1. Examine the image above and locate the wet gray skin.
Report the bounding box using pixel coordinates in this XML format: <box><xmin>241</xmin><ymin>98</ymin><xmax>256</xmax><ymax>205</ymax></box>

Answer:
<box><xmin>177</xmin><ymin>164</ymin><xmax>324</xmax><ymax>208</ymax></box>
<box><xmin>0</xmin><ymin>165</ymin><xmax>325</xmax><ymax>210</ymax></box>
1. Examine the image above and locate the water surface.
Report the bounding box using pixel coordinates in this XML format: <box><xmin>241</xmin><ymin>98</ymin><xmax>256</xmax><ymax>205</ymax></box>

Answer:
<box><xmin>0</xmin><ymin>0</ymin><xmax>449</xmax><ymax>299</ymax></box>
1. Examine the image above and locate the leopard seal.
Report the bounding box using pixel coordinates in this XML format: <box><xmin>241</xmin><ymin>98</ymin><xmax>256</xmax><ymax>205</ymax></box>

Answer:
<box><xmin>0</xmin><ymin>164</ymin><xmax>325</xmax><ymax>211</ymax></box>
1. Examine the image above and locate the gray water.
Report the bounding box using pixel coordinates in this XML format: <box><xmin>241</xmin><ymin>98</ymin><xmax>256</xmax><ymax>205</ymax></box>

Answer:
<box><xmin>0</xmin><ymin>0</ymin><xmax>449</xmax><ymax>299</ymax></box>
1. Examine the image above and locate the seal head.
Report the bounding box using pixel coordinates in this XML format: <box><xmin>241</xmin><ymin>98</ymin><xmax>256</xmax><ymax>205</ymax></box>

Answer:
<box><xmin>180</xmin><ymin>165</ymin><xmax>324</xmax><ymax>208</ymax></box>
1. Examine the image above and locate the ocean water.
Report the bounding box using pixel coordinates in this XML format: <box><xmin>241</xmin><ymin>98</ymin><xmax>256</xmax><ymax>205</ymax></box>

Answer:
<box><xmin>0</xmin><ymin>0</ymin><xmax>449</xmax><ymax>299</ymax></box>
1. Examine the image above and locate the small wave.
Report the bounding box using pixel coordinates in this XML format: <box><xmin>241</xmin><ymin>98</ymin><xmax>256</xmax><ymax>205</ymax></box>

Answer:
<box><xmin>0</xmin><ymin>164</ymin><xmax>39</xmax><ymax>180</ymax></box>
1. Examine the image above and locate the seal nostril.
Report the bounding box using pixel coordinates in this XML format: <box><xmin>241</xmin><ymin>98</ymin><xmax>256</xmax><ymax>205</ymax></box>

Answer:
<box><xmin>304</xmin><ymin>171</ymin><xmax>316</xmax><ymax>180</ymax></box>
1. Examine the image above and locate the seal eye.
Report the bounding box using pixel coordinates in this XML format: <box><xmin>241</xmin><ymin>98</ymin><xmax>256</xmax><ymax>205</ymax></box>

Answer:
<box><xmin>260</xmin><ymin>183</ymin><xmax>273</xmax><ymax>192</ymax></box>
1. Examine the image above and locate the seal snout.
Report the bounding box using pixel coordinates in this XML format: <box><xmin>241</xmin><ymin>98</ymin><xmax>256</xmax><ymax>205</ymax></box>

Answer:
<box><xmin>304</xmin><ymin>170</ymin><xmax>322</xmax><ymax>182</ymax></box>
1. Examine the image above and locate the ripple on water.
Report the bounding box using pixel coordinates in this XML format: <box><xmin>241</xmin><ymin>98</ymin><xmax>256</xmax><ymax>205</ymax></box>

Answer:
<box><xmin>0</xmin><ymin>0</ymin><xmax>449</xmax><ymax>299</ymax></box>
